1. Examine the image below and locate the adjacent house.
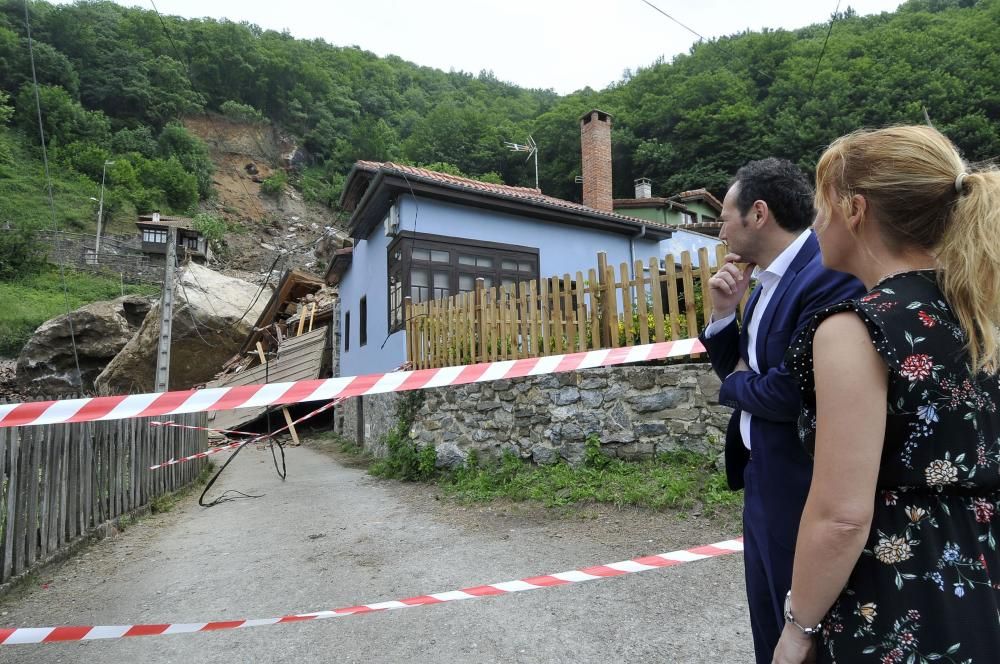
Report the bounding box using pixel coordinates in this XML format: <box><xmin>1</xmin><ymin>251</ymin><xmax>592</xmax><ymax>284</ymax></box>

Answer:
<box><xmin>135</xmin><ymin>213</ymin><xmax>212</xmax><ymax>265</ymax></box>
<box><xmin>327</xmin><ymin>109</ymin><xmax>724</xmax><ymax>378</ymax></box>
<box><xmin>613</xmin><ymin>180</ymin><xmax>724</xmax><ymax>237</ymax></box>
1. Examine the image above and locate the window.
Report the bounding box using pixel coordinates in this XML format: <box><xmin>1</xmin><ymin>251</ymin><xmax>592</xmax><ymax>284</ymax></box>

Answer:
<box><xmin>387</xmin><ymin>233</ymin><xmax>539</xmax><ymax>332</ymax></box>
<box><xmin>182</xmin><ymin>234</ymin><xmax>199</xmax><ymax>250</ymax></box>
<box><xmin>359</xmin><ymin>297</ymin><xmax>368</xmax><ymax>347</ymax></box>
<box><xmin>344</xmin><ymin>311</ymin><xmax>351</xmax><ymax>352</ymax></box>
<box><xmin>142</xmin><ymin>228</ymin><xmax>167</xmax><ymax>243</ymax></box>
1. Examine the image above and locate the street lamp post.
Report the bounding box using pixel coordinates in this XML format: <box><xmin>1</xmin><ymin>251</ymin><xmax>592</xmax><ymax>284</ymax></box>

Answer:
<box><xmin>94</xmin><ymin>160</ymin><xmax>114</xmax><ymax>261</ymax></box>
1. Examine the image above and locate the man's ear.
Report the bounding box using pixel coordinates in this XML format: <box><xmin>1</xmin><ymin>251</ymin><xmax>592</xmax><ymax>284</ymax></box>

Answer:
<box><xmin>752</xmin><ymin>200</ymin><xmax>769</xmax><ymax>228</ymax></box>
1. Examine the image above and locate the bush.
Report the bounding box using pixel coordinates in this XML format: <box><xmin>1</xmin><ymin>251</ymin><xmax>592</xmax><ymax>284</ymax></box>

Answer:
<box><xmin>192</xmin><ymin>212</ymin><xmax>227</xmax><ymax>247</ymax></box>
<box><xmin>260</xmin><ymin>170</ymin><xmax>287</xmax><ymax>198</ymax></box>
<box><xmin>220</xmin><ymin>100</ymin><xmax>266</xmax><ymax>124</ymax></box>
<box><xmin>0</xmin><ymin>224</ymin><xmax>46</xmax><ymax>281</ymax></box>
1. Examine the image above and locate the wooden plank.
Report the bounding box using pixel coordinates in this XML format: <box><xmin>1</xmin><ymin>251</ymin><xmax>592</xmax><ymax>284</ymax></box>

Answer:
<box><xmin>475</xmin><ymin>279</ymin><xmax>486</xmax><ymax>364</ymax></box>
<box><xmin>605</xmin><ymin>266</ymin><xmax>620</xmax><ymax>348</ymax></box>
<box><xmin>561</xmin><ymin>274</ymin><xmax>574</xmax><ymax>352</ymax></box>
<box><xmin>650</xmin><ymin>257</ymin><xmax>665</xmax><ymax>343</ymax></box>
<box><xmin>517</xmin><ymin>282</ymin><xmax>527</xmax><ymax>359</ymax></box>
<box><xmin>539</xmin><ymin>278</ymin><xmax>550</xmax><ymax>356</ymax></box>
<box><xmin>13</xmin><ymin>426</ymin><xmax>30</xmax><ymax>576</ymax></box>
<box><xmin>403</xmin><ymin>297</ymin><xmax>414</xmax><ymax>368</ymax></box>
<box><xmin>2</xmin><ymin>427</ymin><xmax>18</xmax><ymax>582</ymax></box>
<box><xmin>635</xmin><ymin>260</ymin><xmax>650</xmax><ymax>345</ymax></box>
<box><xmin>282</xmin><ymin>408</ymin><xmax>301</xmax><ymax>446</ymax></box>
<box><xmin>549</xmin><ymin>277</ymin><xmax>562</xmax><ymax>354</ymax></box>
<box><xmin>618</xmin><ymin>263</ymin><xmax>635</xmax><ymax>346</ymax></box>
<box><xmin>575</xmin><ymin>272</ymin><xmax>587</xmax><ymax>353</ymax></box>
<box><xmin>38</xmin><ymin>426</ymin><xmax>52</xmax><ymax>560</ymax></box>
<box><xmin>597</xmin><ymin>252</ymin><xmax>611</xmax><ymax>347</ymax></box>
<box><xmin>698</xmin><ymin>247</ymin><xmax>713</xmax><ymax>330</ymax></box>
<box><xmin>664</xmin><ymin>254</ymin><xmax>681</xmax><ymax>341</ymax></box>
<box><xmin>307</xmin><ymin>302</ymin><xmax>317</xmax><ymax>332</ymax></box>
<box><xmin>255</xmin><ymin>341</ymin><xmax>266</xmax><ymax>364</ymax></box>
<box><xmin>26</xmin><ymin>427</ymin><xmax>41</xmax><ymax>569</ymax></box>
<box><xmin>587</xmin><ymin>268</ymin><xmax>600</xmax><ymax>350</ymax></box>
<box><xmin>296</xmin><ymin>304</ymin><xmax>307</xmax><ymax>336</ymax></box>
<box><xmin>681</xmin><ymin>251</ymin><xmax>699</xmax><ymax>340</ymax></box>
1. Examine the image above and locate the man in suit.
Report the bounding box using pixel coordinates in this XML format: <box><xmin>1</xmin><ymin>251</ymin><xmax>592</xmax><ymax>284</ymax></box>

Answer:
<box><xmin>699</xmin><ymin>158</ymin><xmax>864</xmax><ymax>663</ymax></box>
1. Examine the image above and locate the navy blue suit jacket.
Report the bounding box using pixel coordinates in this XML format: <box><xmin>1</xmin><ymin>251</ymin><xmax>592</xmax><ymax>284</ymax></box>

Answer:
<box><xmin>699</xmin><ymin>233</ymin><xmax>863</xmax><ymax>532</ymax></box>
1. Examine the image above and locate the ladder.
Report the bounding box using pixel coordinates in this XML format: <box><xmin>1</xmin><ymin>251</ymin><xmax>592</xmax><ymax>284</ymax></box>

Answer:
<box><xmin>155</xmin><ymin>226</ymin><xmax>177</xmax><ymax>392</ymax></box>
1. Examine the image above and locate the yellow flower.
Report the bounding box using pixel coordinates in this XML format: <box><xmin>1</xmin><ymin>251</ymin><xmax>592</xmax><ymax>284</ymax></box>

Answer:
<box><xmin>857</xmin><ymin>602</ymin><xmax>877</xmax><ymax>624</ymax></box>
<box><xmin>874</xmin><ymin>534</ymin><xmax>913</xmax><ymax>565</ymax></box>
<box><xmin>905</xmin><ymin>506</ymin><xmax>927</xmax><ymax>523</ymax></box>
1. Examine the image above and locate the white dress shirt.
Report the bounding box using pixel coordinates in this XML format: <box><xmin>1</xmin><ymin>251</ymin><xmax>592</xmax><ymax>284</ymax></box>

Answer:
<box><xmin>704</xmin><ymin>230</ymin><xmax>812</xmax><ymax>449</ymax></box>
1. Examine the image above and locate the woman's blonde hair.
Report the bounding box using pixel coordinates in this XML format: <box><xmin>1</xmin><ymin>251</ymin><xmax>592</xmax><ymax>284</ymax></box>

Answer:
<box><xmin>815</xmin><ymin>125</ymin><xmax>1000</xmax><ymax>373</ymax></box>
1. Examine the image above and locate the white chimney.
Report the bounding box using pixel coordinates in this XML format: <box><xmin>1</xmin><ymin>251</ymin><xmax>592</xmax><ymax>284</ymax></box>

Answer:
<box><xmin>152</xmin><ymin>212</ymin><xmax>160</xmax><ymax>223</ymax></box>
<box><xmin>634</xmin><ymin>178</ymin><xmax>652</xmax><ymax>199</ymax></box>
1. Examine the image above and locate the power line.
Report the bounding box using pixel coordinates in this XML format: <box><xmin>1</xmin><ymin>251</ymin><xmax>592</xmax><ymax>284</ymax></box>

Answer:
<box><xmin>22</xmin><ymin>0</ymin><xmax>83</xmax><ymax>389</ymax></box>
<box><xmin>809</xmin><ymin>1</ymin><xmax>843</xmax><ymax>94</ymax></box>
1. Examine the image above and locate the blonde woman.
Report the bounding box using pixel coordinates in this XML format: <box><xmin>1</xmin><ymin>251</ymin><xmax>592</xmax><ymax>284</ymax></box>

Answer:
<box><xmin>773</xmin><ymin>126</ymin><xmax>1000</xmax><ymax>663</ymax></box>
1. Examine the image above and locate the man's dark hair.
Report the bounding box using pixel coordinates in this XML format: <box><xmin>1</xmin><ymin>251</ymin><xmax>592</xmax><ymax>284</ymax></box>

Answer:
<box><xmin>732</xmin><ymin>158</ymin><xmax>815</xmax><ymax>232</ymax></box>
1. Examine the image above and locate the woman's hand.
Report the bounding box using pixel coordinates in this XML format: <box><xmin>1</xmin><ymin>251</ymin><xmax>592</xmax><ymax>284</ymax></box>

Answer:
<box><xmin>772</xmin><ymin>624</ymin><xmax>817</xmax><ymax>664</ymax></box>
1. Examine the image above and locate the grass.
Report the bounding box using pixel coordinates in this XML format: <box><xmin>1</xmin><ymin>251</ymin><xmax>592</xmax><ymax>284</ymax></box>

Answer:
<box><xmin>352</xmin><ymin>424</ymin><xmax>741</xmax><ymax>518</ymax></box>
<box><xmin>441</xmin><ymin>446</ymin><xmax>740</xmax><ymax>516</ymax></box>
<box><xmin>0</xmin><ymin>267</ymin><xmax>160</xmax><ymax>357</ymax></box>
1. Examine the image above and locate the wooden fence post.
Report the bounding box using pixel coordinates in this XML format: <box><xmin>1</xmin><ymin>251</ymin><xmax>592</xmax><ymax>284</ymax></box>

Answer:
<box><xmin>596</xmin><ymin>252</ymin><xmax>610</xmax><ymax>347</ymax></box>
<box><xmin>475</xmin><ymin>278</ymin><xmax>486</xmax><ymax>364</ymax></box>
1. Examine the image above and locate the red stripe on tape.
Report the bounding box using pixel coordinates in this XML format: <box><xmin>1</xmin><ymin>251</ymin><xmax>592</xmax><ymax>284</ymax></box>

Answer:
<box><xmin>124</xmin><ymin>624</ymin><xmax>170</xmax><ymax>637</ymax></box>
<box><xmin>276</xmin><ymin>615</ymin><xmax>317</xmax><ymax>624</ymax></box>
<box><xmin>72</xmin><ymin>395</ymin><xmax>127</xmax><ymax>423</ymax></box>
<box><xmin>44</xmin><ymin>626</ymin><xmax>92</xmax><ymax>642</ymax></box>
<box><xmin>632</xmin><ymin>555</ymin><xmax>681</xmax><ymax>567</ymax></box>
<box><xmin>579</xmin><ymin>565</ymin><xmax>628</xmax><ymax>578</ymax></box>
<box><xmin>399</xmin><ymin>596</ymin><xmax>444</xmax><ymax>606</ymax></box>
<box><xmin>459</xmin><ymin>585</ymin><xmax>507</xmax><ymax>597</ymax></box>
<box><xmin>0</xmin><ymin>628</ymin><xmax>16</xmax><ymax>643</ymax></box>
<box><xmin>143</xmin><ymin>390</ymin><xmax>198</xmax><ymax>417</ymax></box>
<box><xmin>3</xmin><ymin>401</ymin><xmax>50</xmax><ymax>427</ymax></box>
<box><xmin>503</xmin><ymin>357</ymin><xmax>543</xmax><ymax>380</ymax></box>
<box><xmin>521</xmin><ymin>575</ymin><xmax>570</xmax><ymax>587</ymax></box>
<box><xmin>201</xmin><ymin>621</ymin><xmax>246</xmax><ymax>632</ymax></box>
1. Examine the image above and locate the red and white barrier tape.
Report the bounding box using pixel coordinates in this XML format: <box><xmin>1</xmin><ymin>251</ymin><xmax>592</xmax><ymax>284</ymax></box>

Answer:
<box><xmin>148</xmin><ymin>439</ymin><xmax>244</xmax><ymax>471</ymax></box>
<box><xmin>0</xmin><ymin>536</ymin><xmax>741</xmax><ymax>645</ymax></box>
<box><xmin>148</xmin><ymin>398</ymin><xmax>345</xmax><ymax>470</ymax></box>
<box><xmin>0</xmin><ymin>338</ymin><xmax>703</xmax><ymax>429</ymax></box>
<box><xmin>150</xmin><ymin>421</ymin><xmax>257</xmax><ymax>437</ymax></box>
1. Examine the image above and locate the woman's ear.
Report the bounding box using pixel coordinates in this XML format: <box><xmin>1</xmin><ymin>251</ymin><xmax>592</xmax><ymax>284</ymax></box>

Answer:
<box><xmin>848</xmin><ymin>194</ymin><xmax>867</xmax><ymax>232</ymax></box>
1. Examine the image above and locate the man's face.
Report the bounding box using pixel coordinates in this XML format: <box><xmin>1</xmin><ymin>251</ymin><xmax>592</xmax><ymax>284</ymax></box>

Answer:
<box><xmin>719</xmin><ymin>182</ymin><xmax>757</xmax><ymax>262</ymax></box>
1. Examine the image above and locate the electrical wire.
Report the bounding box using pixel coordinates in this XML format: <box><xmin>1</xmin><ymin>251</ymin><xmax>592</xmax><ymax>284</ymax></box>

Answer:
<box><xmin>22</xmin><ymin>0</ymin><xmax>83</xmax><ymax>389</ymax></box>
<box><xmin>809</xmin><ymin>1</ymin><xmax>843</xmax><ymax>94</ymax></box>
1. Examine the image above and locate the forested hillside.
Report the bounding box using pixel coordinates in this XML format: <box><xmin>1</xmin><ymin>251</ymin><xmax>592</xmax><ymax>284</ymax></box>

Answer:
<box><xmin>0</xmin><ymin>0</ymin><xmax>997</xmax><ymax>231</ymax></box>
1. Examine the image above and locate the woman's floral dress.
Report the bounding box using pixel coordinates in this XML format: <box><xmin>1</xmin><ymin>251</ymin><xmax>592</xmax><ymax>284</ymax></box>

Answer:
<box><xmin>787</xmin><ymin>270</ymin><xmax>1000</xmax><ymax>663</ymax></box>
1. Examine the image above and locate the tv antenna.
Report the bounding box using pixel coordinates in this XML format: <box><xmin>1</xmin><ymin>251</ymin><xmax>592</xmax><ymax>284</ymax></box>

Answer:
<box><xmin>504</xmin><ymin>135</ymin><xmax>538</xmax><ymax>190</ymax></box>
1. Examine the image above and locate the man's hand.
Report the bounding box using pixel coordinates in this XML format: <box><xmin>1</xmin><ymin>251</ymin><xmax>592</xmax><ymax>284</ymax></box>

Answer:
<box><xmin>708</xmin><ymin>253</ymin><xmax>755</xmax><ymax>320</ymax></box>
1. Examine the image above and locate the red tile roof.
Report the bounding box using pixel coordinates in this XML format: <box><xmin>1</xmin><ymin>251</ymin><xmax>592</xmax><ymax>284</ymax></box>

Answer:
<box><xmin>670</xmin><ymin>188</ymin><xmax>724</xmax><ymax>212</ymax></box>
<box><xmin>353</xmin><ymin>161</ymin><xmax>673</xmax><ymax>231</ymax></box>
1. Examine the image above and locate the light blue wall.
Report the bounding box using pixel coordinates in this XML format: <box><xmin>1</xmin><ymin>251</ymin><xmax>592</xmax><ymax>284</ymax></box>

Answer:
<box><xmin>338</xmin><ymin>223</ymin><xmax>405</xmax><ymax>377</ymax></box>
<box><xmin>338</xmin><ymin>194</ymin><xmax>665</xmax><ymax>377</ymax></box>
<box><xmin>660</xmin><ymin>230</ymin><xmax>723</xmax><ymax>267</ymax></box>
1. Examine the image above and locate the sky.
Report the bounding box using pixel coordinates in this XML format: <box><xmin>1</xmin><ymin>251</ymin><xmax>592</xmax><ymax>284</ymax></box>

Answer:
<box><xmin>54</xmin><ymin>0</ymin><xmax>905</xmax><ymax>94</ymax></box>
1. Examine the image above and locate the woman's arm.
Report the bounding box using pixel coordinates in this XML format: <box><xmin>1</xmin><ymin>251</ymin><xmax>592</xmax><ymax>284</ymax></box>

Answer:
<box><xmin>773</xmin><ymin>312</ymin><xmax>888</xmax><ymax>663</ymax></box>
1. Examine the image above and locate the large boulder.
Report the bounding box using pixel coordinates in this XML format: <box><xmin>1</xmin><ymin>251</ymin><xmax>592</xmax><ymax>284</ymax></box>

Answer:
<box><xmin>95</xmin><ymin>263</ymin><xmax>271</xmax><ymax>394</ymax></box>
<box><xmin>16</xmin><ymin>295</ymin><xmax>153</xmax><ymax>396</ymax></box>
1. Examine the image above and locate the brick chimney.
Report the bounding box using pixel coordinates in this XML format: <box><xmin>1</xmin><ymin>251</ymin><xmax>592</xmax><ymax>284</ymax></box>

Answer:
<box><xmin>580</xmin><ymin>109</ymin><xmax>613</xmax><ymax>212</ymax></box>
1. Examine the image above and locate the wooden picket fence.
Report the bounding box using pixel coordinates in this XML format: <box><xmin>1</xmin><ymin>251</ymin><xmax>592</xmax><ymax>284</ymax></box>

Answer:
<box><xmin>0</xmin><ymin>410</ymin><xmax>208</xmax><ymax>585</ymax></box>
<box><xmin>406</xmin><ymin>245</ymin><xmax>748</xmax><ymax>369</ymax></box>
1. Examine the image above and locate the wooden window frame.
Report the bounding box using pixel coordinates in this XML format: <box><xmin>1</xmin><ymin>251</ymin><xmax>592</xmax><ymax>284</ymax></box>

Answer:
<box><xmin>387</xmin><ymin>232</ymin><xmax>539</xmax><ymax>333</ymax></box>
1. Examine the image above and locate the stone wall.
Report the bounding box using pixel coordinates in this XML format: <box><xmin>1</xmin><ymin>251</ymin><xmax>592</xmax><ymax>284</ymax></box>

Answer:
<box><xmin>341</xmin><ymin>362</ymin><xmax>730</xmax><ymax>467</ymax></box>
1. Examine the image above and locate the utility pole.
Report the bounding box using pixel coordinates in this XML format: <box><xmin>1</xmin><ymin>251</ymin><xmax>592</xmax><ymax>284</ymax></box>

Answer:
<box><xmin>94</xmin><ymin>160</ymin><xmax>114</xmax><ymax>262</ymax></box>
<box><xmin>155</xmin><ymin>226</ymin><xmax>177</xmax><ymax>392</ymax></box>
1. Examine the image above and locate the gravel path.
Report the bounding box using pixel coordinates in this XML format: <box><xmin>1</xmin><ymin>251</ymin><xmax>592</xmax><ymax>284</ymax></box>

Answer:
<box><xmin>0</xmin><ymin>442</ymin><xmax>753</xmax><ymax>663</ymax></box>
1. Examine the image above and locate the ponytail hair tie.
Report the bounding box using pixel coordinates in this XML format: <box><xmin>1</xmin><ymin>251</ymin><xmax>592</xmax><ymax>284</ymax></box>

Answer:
<box><xmin>955</xmin><ymin>172</ymin><xmax>968</xmax><ymax>194</ymax></box>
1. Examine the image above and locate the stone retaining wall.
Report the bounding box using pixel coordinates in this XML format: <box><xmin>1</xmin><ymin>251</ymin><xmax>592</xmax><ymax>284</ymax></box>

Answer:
<box><xmin>340</xmin><ymin>363</ymin><xmax>730</xmax><ymax>467</ymax></box>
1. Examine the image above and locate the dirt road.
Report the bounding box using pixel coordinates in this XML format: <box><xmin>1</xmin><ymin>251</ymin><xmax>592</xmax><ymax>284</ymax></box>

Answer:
<box><xmin>0</xmin><ymin>441</ymin><xmax>753</xmax><ymax>663</ymax></box>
